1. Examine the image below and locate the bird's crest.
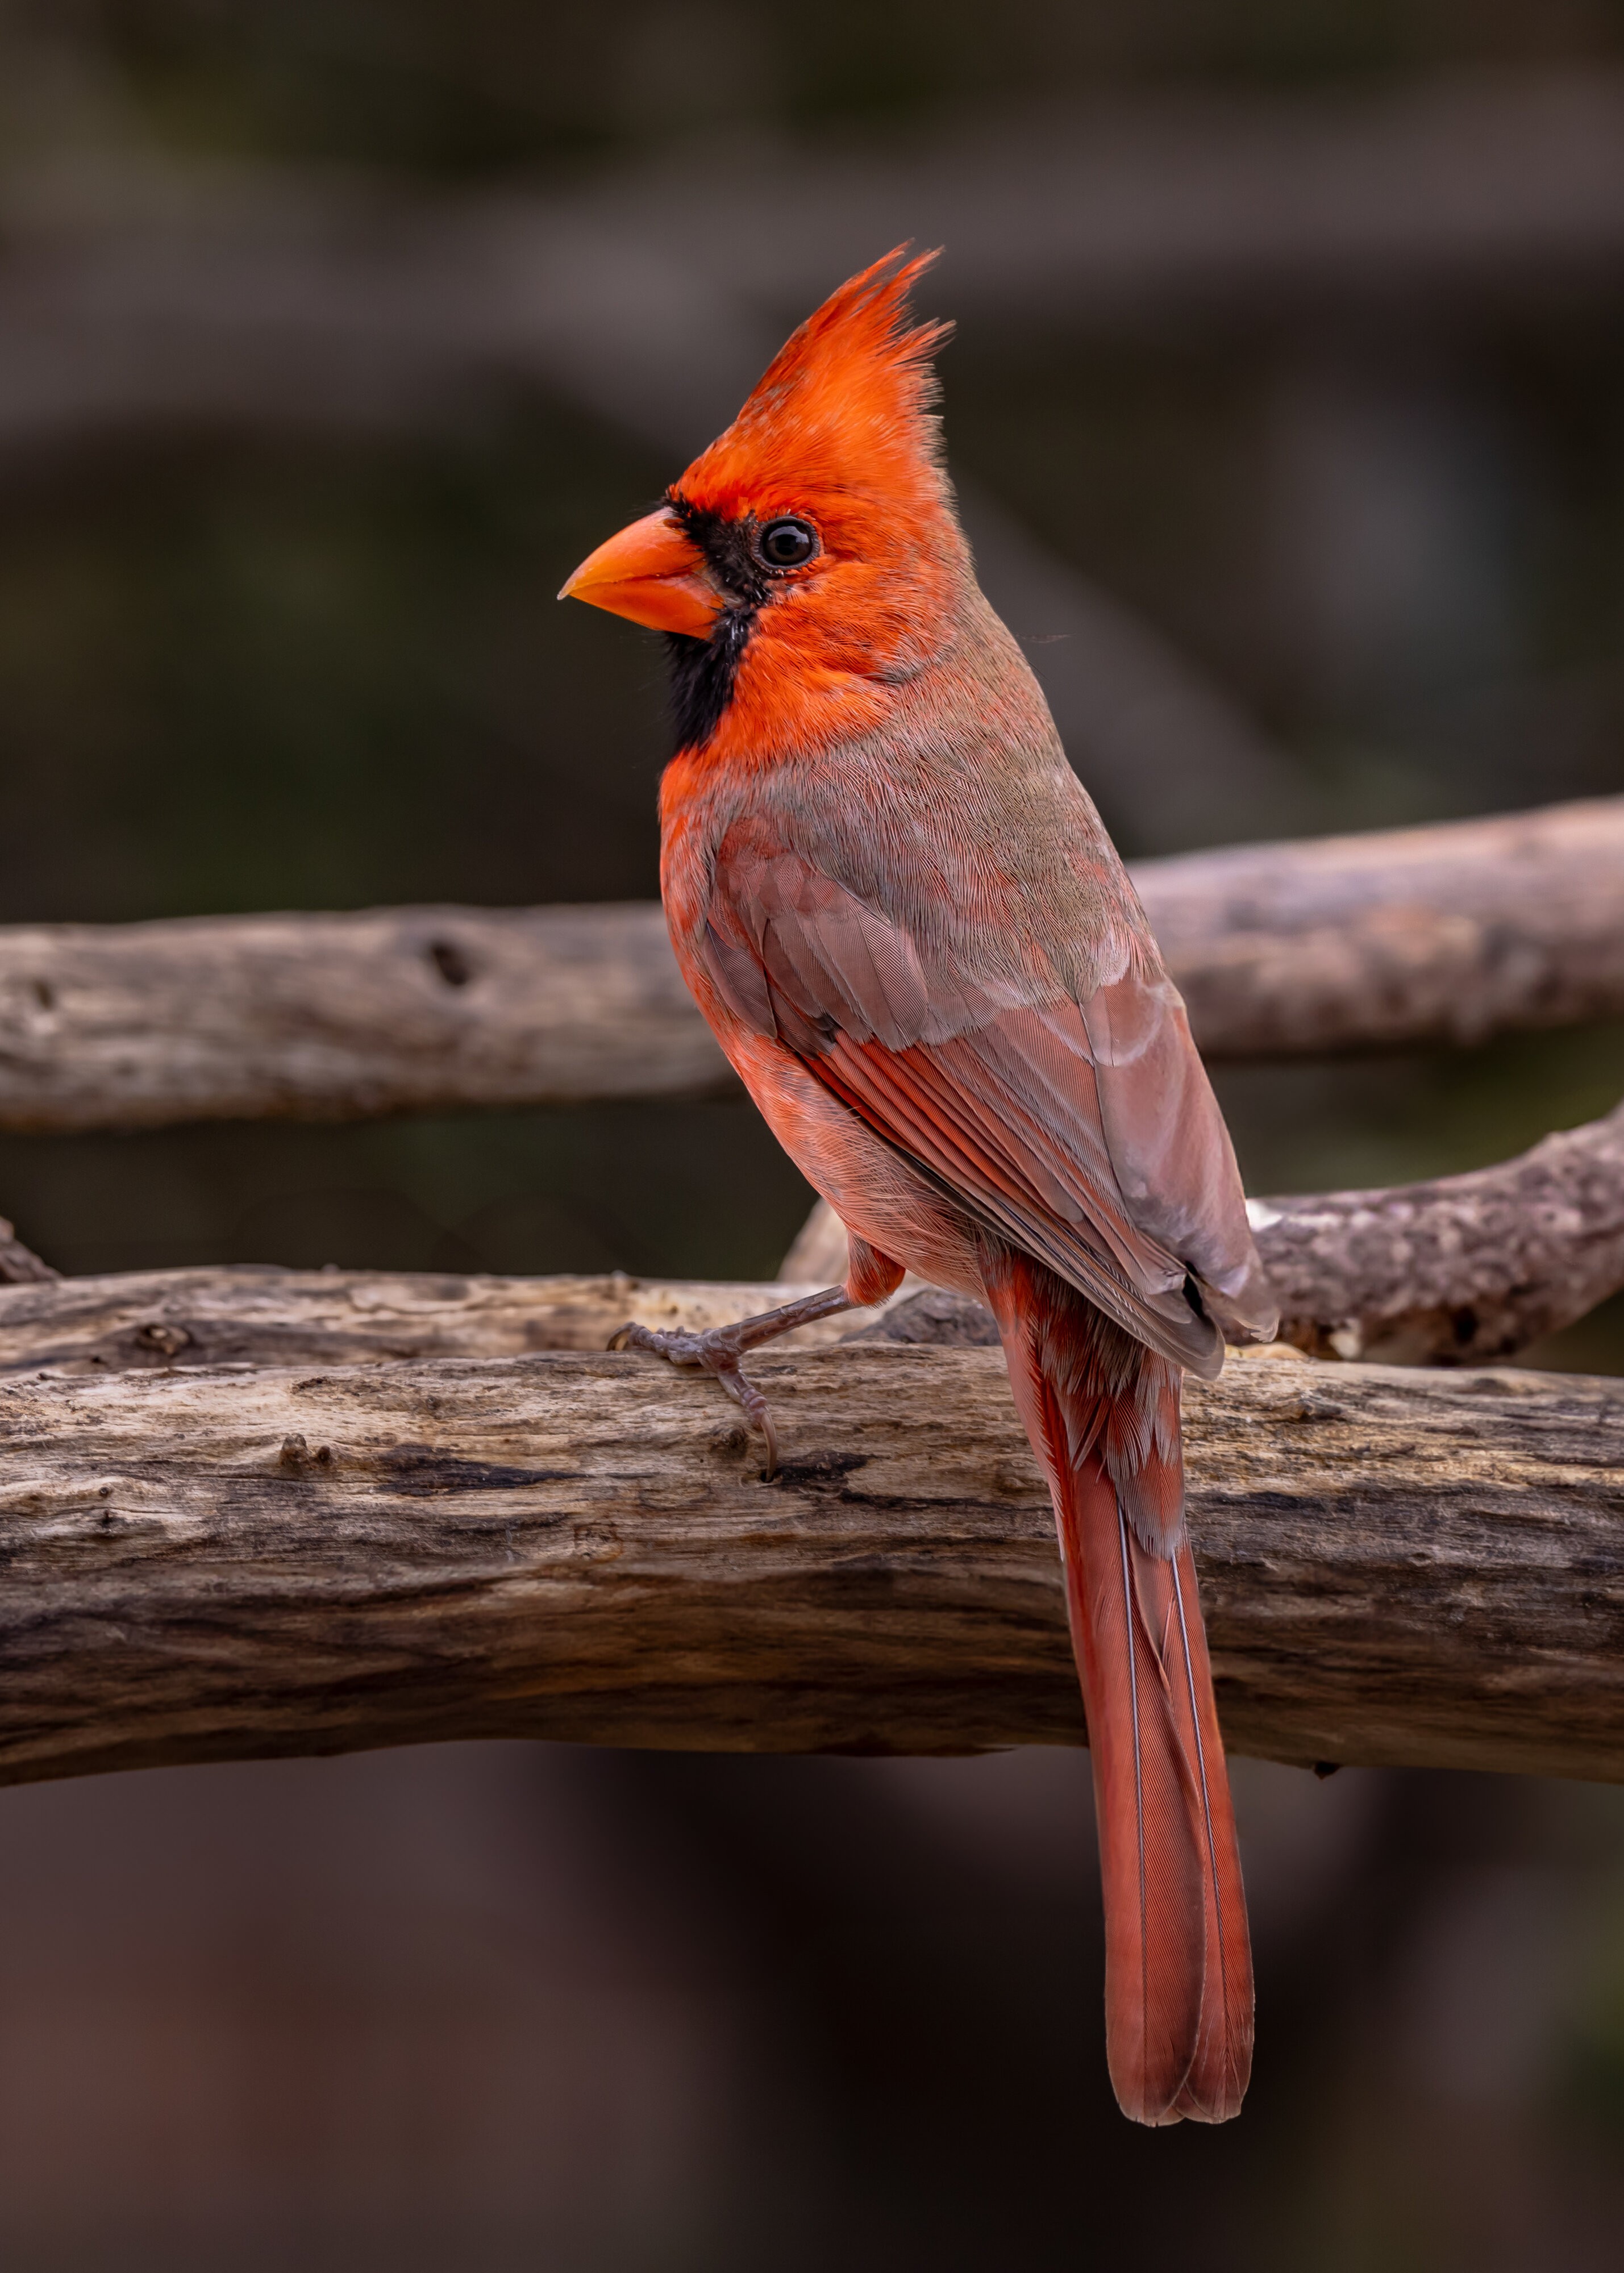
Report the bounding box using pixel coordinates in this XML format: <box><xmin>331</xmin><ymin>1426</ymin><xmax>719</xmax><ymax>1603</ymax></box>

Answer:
<box><xmin>680</xmin><ymin>248</ymin><xmax>951</xmax><ymax>519</ymax></box>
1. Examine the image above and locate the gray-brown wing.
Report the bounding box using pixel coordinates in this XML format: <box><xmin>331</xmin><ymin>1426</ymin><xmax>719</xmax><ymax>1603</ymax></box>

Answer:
<box><xmin>703</xmin><ymin>827</ymin><xmax>1276</xmax><ymax>1373</ymax></box>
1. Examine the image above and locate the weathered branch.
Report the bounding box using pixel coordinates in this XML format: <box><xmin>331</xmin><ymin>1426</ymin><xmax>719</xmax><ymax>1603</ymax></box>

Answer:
<box><xmin>1</xmin><ymin>1258</ymin><xmax>1615</xmax><ymax>1780</ymax></box>
<box><xmin>0</xmin><ymin>901</ymin><xmax>731</xmax><ymax>1130</ymax></box>
<box><xmin>1133</xmin><ymin>795</ymin><xmax>1624</xmax><ymax>1056</ymax></box>
<box><xmin>0</xmin><ymin>1339</ymin><xmax>1619</xmax><ymax>1788</ymax></box>
<box><xmin>1</xmin><ymin>797</ymin><xmax>1618</xmax><ymax>1132</ymax></box>
<box><xmin>1253</xmin><ymin>1099</ymin><xmax>1624</xmax><ymax>1363</ymax></box>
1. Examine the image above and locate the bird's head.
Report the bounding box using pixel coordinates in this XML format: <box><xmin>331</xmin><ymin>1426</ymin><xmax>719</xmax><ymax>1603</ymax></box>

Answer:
<box><xmin>561</xmin><ymin>248</ymin><xmax>964</xmax><ymax>756</ymax></box>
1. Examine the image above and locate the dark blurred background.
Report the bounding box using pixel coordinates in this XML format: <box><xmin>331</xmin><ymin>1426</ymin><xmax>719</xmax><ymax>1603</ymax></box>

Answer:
<box><xmin>1</xmin><ymin>5</ymin><xmax>1623</xmax><ymax>2266</ymax></box>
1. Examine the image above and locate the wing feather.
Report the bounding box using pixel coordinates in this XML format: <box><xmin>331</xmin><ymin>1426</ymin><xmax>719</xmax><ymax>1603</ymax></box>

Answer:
<box><xmin>703</xmin><ymin>826</ymin><xmax>1275</xmax><ymax>1365</ymax></box>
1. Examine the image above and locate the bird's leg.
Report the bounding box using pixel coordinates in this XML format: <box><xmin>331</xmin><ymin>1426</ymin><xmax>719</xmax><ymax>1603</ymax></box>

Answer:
<box><xmin>608</xmin><ymin>1285</ymin><xmax>856</xmax><ymax>1477</ymax></box>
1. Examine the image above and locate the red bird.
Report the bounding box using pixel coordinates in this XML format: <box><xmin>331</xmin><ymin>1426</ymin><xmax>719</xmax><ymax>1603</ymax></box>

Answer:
<box><xmin>561</xmin><ymin>250</ymin><xmax>1278</xmax><ymax>2125</ymax></box>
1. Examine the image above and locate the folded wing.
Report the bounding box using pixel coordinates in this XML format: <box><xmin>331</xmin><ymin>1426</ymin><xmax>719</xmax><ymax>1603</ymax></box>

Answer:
<box><xmin>701</xmin><ymin>824</ymin><xmax>1276</xmax><ymax>1375</ymax></box>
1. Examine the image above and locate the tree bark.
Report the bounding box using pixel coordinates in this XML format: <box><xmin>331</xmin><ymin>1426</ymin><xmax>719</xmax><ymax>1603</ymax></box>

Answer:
<box><xmin>1251</xmin><ymin>1098</ymin><xmax>1624</xmax><ymax>1362</ymax></box>
<box><xmin>0</xmin><ymin>798</ymin><xmax>1619</xmax><ymax>1133</ymax></box>
<box><xmin>0</xmin><ymin>1340</ymin><xmax>1620</xmax><ymax>1789</ymax></box>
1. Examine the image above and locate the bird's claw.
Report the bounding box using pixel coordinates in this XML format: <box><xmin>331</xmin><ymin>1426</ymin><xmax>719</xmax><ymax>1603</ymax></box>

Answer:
<box><xmin>608</xmin><ymin>1319</ymin><xmax>781</xmax><ymax>1478</ymax></box>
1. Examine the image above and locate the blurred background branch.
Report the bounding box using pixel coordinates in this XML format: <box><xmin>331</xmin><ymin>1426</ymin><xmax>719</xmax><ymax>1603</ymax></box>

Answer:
<box><xmin>6</xmin><ymin>69</ymin><xmax>1624</xmax><ymax>859</ymax></box>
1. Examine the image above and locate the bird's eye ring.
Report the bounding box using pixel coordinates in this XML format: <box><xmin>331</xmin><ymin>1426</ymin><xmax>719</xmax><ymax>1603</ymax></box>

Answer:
<box><xmin>755</xmin><ymin>517</ymin><xmax>819</xmax><ymax>570</ymax></box>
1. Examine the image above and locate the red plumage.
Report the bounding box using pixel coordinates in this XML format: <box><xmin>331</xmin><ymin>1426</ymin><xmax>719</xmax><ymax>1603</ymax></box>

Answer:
<box><xmin>564</xmin><ymin>248</ymin><xmax>1279</xmax><ymax>2124</ymax></box>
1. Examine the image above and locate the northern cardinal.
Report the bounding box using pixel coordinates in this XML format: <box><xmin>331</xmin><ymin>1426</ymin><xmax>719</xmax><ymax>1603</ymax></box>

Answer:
<box><xmin>562</xmin><ymin>249</ymin><xmax>1278</xmax><ymax>2125</ymax></box>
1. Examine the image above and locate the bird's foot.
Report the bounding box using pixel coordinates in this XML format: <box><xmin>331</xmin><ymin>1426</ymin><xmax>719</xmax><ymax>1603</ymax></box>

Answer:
<box><xmin>607</xmin><ymin>1286</ymin><xmax>855</xmax><ymax>1479</ymax></box>
<box><xmin>609</xmin><ymin>1317</ymin><xmax>784</xmax><ymax>1473</ymax></box>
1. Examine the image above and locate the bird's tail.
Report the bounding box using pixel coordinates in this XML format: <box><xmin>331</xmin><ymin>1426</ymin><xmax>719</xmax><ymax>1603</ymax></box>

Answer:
<box><xmin>982</xmin><ymin>1247</ymin><xmax>1252</xmax><ymax>2125</ymax></box>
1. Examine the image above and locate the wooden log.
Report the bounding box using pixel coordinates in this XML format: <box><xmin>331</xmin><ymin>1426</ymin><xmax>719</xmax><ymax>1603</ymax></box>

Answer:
<box><xmin>0</xmin><ymin>798</ymin><xmax>1620</xmax><ymax>1133</ymax></box>
<box><xmin>0</xmin><ymin>1341</ymin><xmax>1619</xmax><ymax>1788</ymax></box>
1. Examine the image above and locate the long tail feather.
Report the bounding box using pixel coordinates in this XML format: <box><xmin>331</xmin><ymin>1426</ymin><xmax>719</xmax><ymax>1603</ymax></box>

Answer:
<box><xmin>982</xmin><ymin>1247</ymin><xmax>1253</xmax><ymax>2125</ymax></box>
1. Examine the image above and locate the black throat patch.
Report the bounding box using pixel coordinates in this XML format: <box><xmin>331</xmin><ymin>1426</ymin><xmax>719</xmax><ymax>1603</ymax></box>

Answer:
<box><xmin>663</xmin><ymin>496</ymin><xmax>769</xmax><ymax>751</ymax></box>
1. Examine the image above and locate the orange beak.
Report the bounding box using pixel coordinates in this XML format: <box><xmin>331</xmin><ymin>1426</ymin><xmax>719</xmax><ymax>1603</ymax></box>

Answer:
<box><xmin>558</xmin><ymin>507</ymin><xmax>721</xmax><ymax>638</ymax></box>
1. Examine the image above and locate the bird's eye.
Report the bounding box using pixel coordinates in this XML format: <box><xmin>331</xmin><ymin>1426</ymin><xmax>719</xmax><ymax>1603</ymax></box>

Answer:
<box><xmin>756</xmin><ymin>517</ymin><xmax>819</xmax><ymax>569</ymax></box>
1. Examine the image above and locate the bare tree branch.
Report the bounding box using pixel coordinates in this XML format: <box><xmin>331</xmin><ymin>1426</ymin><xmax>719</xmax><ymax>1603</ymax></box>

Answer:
<box><xmin>0</xmin><ymin>1338</ymin><xmax>1619</xmax><ymax>1789</ymax></box>
<box><xmin>1136</xmin><ymin>796</ymin><xmax>1624</xmax><ymax>1056</ymax></box>
<box><xmin>1252</xmin><ymin>1101</ymin><xmax>1624</xmax><ymax>1363</ymax></box>
<box><xmin>0</xmin><ymin>1071</ymin><xmax>1618</xmax><ymax>1406</ymax></box>
<box><xmin>0</xmin><ymin>798</ymin><xmax>1618</xmax><ymax>1133</ymax></box>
